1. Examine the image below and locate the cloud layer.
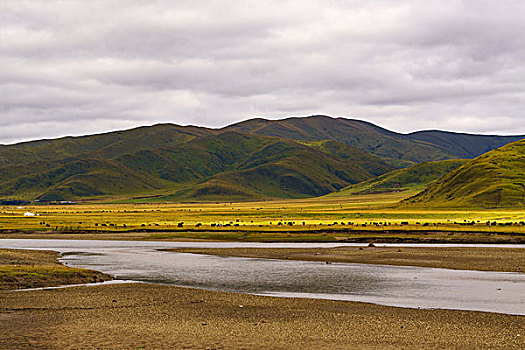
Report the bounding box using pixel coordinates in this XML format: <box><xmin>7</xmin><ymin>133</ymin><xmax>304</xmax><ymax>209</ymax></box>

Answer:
<box><xmin>2</xmin><ymin>0</ymin><xmax>525</xmax><ymax>143</ymax></box>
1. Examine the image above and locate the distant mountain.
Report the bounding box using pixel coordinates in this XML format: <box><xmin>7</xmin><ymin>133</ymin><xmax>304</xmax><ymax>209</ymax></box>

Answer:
<box><xmin>224</xmin><ymin>116</ymin><xmax>524</xmax><ymax>166</ymax></box>
<box><xmin>331</xmin><ymin>159</ymin><xmax>468</xmax><ymax>196</ymax></box>
<box><xmin>403</xmin><ymin>139</ymin><xmax>525</xmax><ymax>208</ymax></box>
<box><xmin>224</xmin><ymin>116</ymin><xmax>450</xmax><ymax>166</ymax></box>
<box><xmin>407</xmin><ymin>130</ymin><xmax>525</xmax><ymax>159</ymax></box>
<box><xmin>0</xmin><ymin>115</ymin><xmax>522</xmax><ymax>202</ymax></box>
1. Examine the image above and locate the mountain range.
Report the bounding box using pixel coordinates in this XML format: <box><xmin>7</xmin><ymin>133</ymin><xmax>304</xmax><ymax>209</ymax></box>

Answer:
<box><xmin>0</xmin><ymin>115</ymin><xmax>523</xmax><ymax>204</ymax></box>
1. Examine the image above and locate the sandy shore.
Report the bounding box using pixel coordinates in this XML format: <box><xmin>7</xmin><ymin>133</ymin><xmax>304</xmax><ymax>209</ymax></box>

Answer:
<box><xmin>1</xmin><ymin>229</ymin><xmax>524</xmax><ymax>244</ymax></box>
<box><xmin>171</xmin><ymin>246</ymin><xmax>525</xmax><ymax>272</ymax></box>
<box><xmin>1</xmin><ymin>283</ymin><xmax>523</xmax><ymax>349</ymax></box>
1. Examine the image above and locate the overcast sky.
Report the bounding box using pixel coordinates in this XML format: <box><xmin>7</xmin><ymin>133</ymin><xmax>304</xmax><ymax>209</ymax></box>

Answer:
<box><xmin>1</xmin><ymin>0</ymin><xmax>525</xmax><ymax>144</ymax></box>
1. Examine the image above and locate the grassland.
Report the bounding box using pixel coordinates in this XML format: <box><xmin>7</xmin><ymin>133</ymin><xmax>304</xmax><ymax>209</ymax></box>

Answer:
<box><xmin>0</xmin><ymin>249</ymin><xmax>111</xmax><ymax>290</ymax></box>
<box><xmin>0</xmin><ymin>191</ymin><xmax>524</xmax><ymax>242</ymax></box>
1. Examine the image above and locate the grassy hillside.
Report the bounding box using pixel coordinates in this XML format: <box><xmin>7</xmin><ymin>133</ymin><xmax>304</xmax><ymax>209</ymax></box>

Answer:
<box><xmin>0</xmin><ymin>115</ymin><xmax>523</xmax><ymax>203</ymax></box>
<box><xmin>0</xmin><ymin>159</ymin><xmax>170</xmax><ymax>201</ymax></box>
<box><xmin>0</xmin><ymin>130</ymin><xmax>394</xmax><ymax>202</ymax></box>
<box><xmin>187</xmin><ymin>139</ymin><xmax>394</xmax><ymax>200</ymax></box>
<box><xmin>0</xmin><ymin>124</ymin><xmax>214</xmax><ymax>167</ymax></box>
<box><xmin>128</xmin><ymin>137</ymin><xmax>394</xmax><ymax>201</ymax></box>
<box><xmin>332</xmin><ymin>159</ymin><xmax>467</xmax><ymax>196</ymax></box>
<box><xmin>225</xmin><ymin>116</ymin><xmax>524</xmax><ymax>165</ymax></box>
<box><xmin>224</xmin><ymin>116</ymin><xmax>453</xmax><ymax>164</ymax></box>
<box><xmin>403</xmin><ymin>139</ymin><xmax>525</xmax><ymax>208</ymax></box>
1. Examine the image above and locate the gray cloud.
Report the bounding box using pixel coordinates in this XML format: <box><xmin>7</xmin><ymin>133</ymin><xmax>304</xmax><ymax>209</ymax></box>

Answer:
<box><xmin>1</xmin><ymin>0</ymin><xmax>525</xmax><ymax>144</ymax></box>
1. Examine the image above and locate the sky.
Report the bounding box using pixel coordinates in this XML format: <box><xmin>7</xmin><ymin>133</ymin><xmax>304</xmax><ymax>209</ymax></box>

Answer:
<box><xmin>1</xmin><ymin>0</ymin><xmax>525</xmax><ymax>144</ymax></box>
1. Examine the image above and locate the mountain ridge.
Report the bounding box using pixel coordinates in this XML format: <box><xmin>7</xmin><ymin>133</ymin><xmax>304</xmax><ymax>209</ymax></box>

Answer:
<box><xmin>1</xmin><ymin>115</ymin><xmax>523</xmax><ymax>203</ymax></box>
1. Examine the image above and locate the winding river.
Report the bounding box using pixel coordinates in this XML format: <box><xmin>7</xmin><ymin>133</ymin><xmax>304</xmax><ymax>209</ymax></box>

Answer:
<box><xmin>1</xmin><ymin>239</ymin><xmax>524</xmax><ymax>315</ymax></box>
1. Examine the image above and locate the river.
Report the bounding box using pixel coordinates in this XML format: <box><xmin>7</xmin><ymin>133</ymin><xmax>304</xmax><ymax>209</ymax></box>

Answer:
<box><xmin>1</xmin><ymin>239</ymin><xmax>524</xmax><ymax>315</ymax></box>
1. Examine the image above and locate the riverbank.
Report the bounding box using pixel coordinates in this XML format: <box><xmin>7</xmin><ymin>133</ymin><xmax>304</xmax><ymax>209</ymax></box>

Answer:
<box><xmin>170</xmin><ymin>246</ymin><xmax>525</xmax><ymax>272</ymax></box>
<box><xmin>1</xmin><ymin>283</ymin><xmax>523</xmax><ymax>349</ymax></box>
<box><xmin>0</xmin><ymin>247</ymin><xmax>524</xmax><ymax>348</ymax></box>
<box><xmin>0</xmin><ymin>249</ymin><xmax>111</xmax><ymax>290</ymax></box>
<box><xmin>0</xmin><ymin>229</ymin><xmax>524</xmax><ymax>243</ymax></box>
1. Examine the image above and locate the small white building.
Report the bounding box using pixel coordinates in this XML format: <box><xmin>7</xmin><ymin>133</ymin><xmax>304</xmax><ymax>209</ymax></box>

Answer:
<box><xmin>24</xmin><ymin>212</ymin><xmax>35</xmax><ymax>217</ymax></box>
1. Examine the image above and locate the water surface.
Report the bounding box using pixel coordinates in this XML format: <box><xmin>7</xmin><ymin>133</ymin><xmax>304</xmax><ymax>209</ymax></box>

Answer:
<box><xmin>1</xmin><ymin>239</ymin><xmax>523</xmax><ymax>315</ymax></box>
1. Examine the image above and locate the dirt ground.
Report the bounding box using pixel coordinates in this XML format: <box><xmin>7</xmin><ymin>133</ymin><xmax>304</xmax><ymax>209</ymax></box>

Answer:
<box><xmin>170</xmin><ymin>246</ymin><xmax>525</xmax><ymax>272</ymax></box>
<box><xmin>0</xmin><ymin>283</ymin><xmax>523</xmax><ymax>349</ymax></box>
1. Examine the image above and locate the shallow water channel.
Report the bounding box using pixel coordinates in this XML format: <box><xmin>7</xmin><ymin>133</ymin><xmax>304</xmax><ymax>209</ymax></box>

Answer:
<box><xmin>1</xmin><ymin>239</ymin><xmax>524</xmax><ymax>315</ymax></box>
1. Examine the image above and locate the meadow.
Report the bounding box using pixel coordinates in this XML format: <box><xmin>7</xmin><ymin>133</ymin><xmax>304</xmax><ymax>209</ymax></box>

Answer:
<box><xmin>1</xmin><ymin>191</ymin><xmax>524</xmax><ymax>242</ymax></box>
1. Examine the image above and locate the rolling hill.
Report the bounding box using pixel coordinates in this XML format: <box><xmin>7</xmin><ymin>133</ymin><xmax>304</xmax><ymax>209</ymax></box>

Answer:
<box><xmin>331</xmin><ymin>159</ymin><xmax>468</xmax><ymax>196</ymax></box>
<box><xmin>224</xmin><ymin>116</ymin><xmax>451</xmax><ymax>165</ymax></box>
<box><xmin>0</xmin><ymin>115</ymin><xmax>523</xmax><ymax>203</ymax></box>
<box><xmin>403</xmin><ymin>139</ymin><xmax>525</xmax><ymax>208</ymax></box>
<box><xmin>0</xmin><ymin>130</ymin><xmax>394</xmax><ymax>201</ymax></box>
<box><xmin>0</xmin><ymin>124</ymin><xmax>214</xmax><ymax>167</ymax></box>
<box><xmin>187</xmin><ymin>139</ymin><xmax>394</xmax><ymax>200</ymax></box>
<box><xmin>223</xmin><ymin>116</ymin><xmax>525</xmax><ymax>165</ymax></box>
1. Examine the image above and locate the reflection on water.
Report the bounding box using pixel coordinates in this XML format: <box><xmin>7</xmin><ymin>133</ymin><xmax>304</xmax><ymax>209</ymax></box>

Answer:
<box><xmin>1</xmin><ymin>239</ymin><xmax>524</xmax><ymax>315</ymax></box>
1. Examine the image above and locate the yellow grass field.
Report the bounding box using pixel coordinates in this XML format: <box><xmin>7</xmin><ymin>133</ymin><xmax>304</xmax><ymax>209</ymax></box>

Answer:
<box><xmin>1</xmin><ymin>192</ymin><xmax>524</xmax><ymax>242</ymax></box>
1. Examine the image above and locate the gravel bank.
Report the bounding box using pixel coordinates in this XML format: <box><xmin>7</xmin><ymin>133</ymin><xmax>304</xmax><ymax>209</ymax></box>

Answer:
<box><xmin>170</xmin><ymin>246</ymin><xmax>525</xmax><ymax>272</ymax></box>
<box><xmin>1</xmin><ymin>283</ymin><xmax>523</xmax><ymax>349</ymax></box>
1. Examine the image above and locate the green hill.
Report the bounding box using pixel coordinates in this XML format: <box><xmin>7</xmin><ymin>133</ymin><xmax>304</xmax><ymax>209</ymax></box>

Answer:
<box><xmin>0</xmin><ymin>124</ymin><xmax>213</xmax><ymax>167</ymax></box>
<box><xmin>224</xmin><ymin>116</ymin><xmax>525</xmax><ymax>166</ymax></box>
<box><xmin>224</xmin><ymin>116</ymin><xmax>452</xmax><ymax>165</ymax></box>
<box><xmin>0</xmin><ymin>159</ymin><xmax>170</xmax><ymax>201</ymax></box>
<box><xmin>0</xmin><ymin>130</ymin><xmax>394</xmax><ymax>202</ymax></box>
<box><xmin>403</xmin><ymin>139</ymin><xmax>525</xmax><ymax>208</ymax></box>
<box><xmin>187</xmin><ymin>139</ymin><xmax>393</xmax><ymax>200</ymax></box>
<box><xmin>116</xmin><ymin>135</ymin><xmax>394</xmax><ymax>201</ymax></box>
<box><xmin>331</xmin><ymin>159</ymin><xmax>468</xmax><ymax>196</ymax></box>
<box><xmin>0</xmin><ymin>116</ymin><xmax>523</xmax><ymax>203</ymax></box>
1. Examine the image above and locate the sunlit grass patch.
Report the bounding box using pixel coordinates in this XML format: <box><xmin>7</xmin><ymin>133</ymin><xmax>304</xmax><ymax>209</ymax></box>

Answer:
<box><xmin>0</xmin><ymin>192</ymin><xmax>523</xmax><ymax>238</ymax></box>
<box><xmin>0</xmin><ymin>249</ymin><xmax>111</xmax><ymax>290</ymax></box>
